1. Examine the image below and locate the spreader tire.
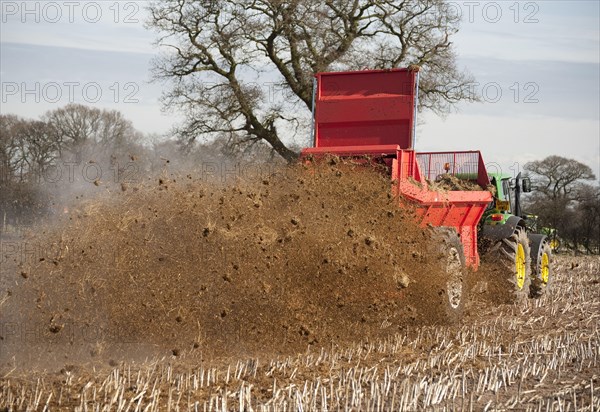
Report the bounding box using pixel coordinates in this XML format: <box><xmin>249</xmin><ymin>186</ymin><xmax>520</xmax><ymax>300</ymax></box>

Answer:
<box><xmin>423</xmin><ymin>227</ymin><xmax>467</xmax><ymax>323</ymax></box>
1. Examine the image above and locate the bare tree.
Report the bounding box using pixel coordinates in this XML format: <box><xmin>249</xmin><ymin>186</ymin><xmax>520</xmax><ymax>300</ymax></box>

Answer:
<box><xmin>0</xmin><ymin>114</ymin><xmax>24</xmax><ymax>182</ymax></box>
<box><xmin>525</xmin><ymin>155</ymin><xmax>598</xmax><ymax>253</ymax></box>
<box><xmin>147</xmin><ymin>0</ymin><xmax>476</xmax><ymax>161</ymax></box>
<box><xmin>44</xmin><ymin>104</ymin><xmax>142</xmax><ymax>161</ymax></box>
<box><xmin>1</xmin><ymin>116</ymin><xmax>63</xmax><ymax>182</ymax></box>
<box><xmin>14</xmin><ymin>120</ymin><xmax>61</xmax><ymax>181</ymax></box>
<box><xmin>44</xmin><ymin>104</ymin><xmax>102</xmax><ymax>152</ymax></box>
<box><xmin>1</xmin><ymin>115</ymin><xmax>63</xmax><ymax>229</ymax></box>
<box><xmin>574</xmin><ymin>185</ymin><xmax>600</xmax><ymax>253</ymax></box>
<box><xmin>525</xmin><ymin>155</ymin><xmax>596</xmax><ymax>201</ymax></box>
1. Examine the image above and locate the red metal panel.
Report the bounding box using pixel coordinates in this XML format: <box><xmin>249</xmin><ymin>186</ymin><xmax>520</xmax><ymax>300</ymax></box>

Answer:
<box><xmin>302</xmin><ymin>145</ymin><xmax>400</xmax><ymax>157</ymax></box>
<box><xmin>459</xmin><ymin>226</ymin><xmax>479</xmax><ymax>267</ymax></box>
<box><xmin>314</xmin><ymin>69</ymin><xmax>417</xmax><ymax>150</ymax></box>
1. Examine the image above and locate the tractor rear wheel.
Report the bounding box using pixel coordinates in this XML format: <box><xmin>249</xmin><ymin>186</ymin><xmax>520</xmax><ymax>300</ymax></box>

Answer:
<box><xmin>530</xmin><ymin>240</ymin><xmax>552</xmax><ymax>298</ymax></box>
<box><xmin>488</xmin><ymin>225</ymin><xmax>532</xmax><ymax>302</ymax></box>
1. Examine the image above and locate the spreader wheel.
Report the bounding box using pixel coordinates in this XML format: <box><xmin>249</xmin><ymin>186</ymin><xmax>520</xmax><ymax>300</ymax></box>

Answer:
<box><xmin>426</xmin><ymin>227</ymin><xmax>467</xmax><ymax>322</ymax></box>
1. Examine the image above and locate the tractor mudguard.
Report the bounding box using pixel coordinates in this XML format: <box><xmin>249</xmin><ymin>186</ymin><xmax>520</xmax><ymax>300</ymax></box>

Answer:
<box><xmin>528</xmin><ymin>233</ymin><xmax>547</xmax><ymax>260</ymax></box>
<box><xmin>480</xmin><ymin>215</ymin><xmax>525</xmax><ymax>243</ymax></box>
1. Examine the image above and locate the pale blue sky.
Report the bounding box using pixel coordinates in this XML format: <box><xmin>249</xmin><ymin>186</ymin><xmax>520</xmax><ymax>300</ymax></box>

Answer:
<box><xmin>1</xmin><ymin>1</ymin><xmax>598</xmax><ymax>178</ymax></box>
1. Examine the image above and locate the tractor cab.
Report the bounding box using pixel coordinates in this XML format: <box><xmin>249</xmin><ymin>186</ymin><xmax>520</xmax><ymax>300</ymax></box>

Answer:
<box><xmin>484</xmin><ymin>172</ymin><xmax>532</xmax><ymax>225</ymax></box>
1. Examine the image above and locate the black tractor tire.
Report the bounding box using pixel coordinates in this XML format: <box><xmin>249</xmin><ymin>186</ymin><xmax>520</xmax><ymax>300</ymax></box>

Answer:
<box><xmin>487</xmin><ymin>225</ymin><xmax>532</xmax><ymax>303</ymax></box>
<box><xmin>410</xmin><ymin>227</ymin><xmax>467</xmax><ymax>323</ymax></box>
<box><xmin>530</xmin><ymin>240</ymin><xmax>552</xmax><ymax>298</ymax></box>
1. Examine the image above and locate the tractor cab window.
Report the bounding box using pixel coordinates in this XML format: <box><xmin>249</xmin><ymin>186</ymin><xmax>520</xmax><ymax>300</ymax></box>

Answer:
<box><xmin>502</xmin><ymin>179</ymin><xmax>514</xmax><ymax>214</ymax></box>
<box><xmin>486</xmin><ymin>177</ymin><xmax>498</xmax><ymax>211</ymax></box>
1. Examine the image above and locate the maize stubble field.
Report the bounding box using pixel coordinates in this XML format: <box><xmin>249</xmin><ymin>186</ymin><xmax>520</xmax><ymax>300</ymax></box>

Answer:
<box><xmin>0</xmin><ymin>161</ymin><xmax>598</xmax><ymax>411</ymax></box>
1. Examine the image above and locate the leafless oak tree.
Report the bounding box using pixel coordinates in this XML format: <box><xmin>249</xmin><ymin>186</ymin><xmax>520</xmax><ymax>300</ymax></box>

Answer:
<box><xmin>525</xmin><ymin>155</ymin><xmax>599</xmax><ymax>253</ymax></box>
<box><xmin>147</xmin><ymin>0</ymin><xmax>476</xmax><ymax>161</ymax></box>
<box><xmin>525</xmin><ymin>155</ymin><xmax>596</xmax><ymax>201</ymax></box>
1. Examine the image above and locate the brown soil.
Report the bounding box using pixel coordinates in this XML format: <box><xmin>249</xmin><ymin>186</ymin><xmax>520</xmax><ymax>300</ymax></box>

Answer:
<box><xmin>4</xmin><ymin>160</ymin><xmax>455</xmax><ymax>365</ymax></box>
<box><xmin>2</xmin><ymin>256</ymin><xmax>597</xmax><ymax>411</ymax></box>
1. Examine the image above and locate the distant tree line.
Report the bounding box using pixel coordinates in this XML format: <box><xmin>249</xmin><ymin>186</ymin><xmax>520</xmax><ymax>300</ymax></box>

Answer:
<box><xmin>1</xmin><ymin>104</ymin><xmax>144</xmax><ymax>227</ymax></box>
<box><xmin>525</xmin><ymin>156</ymin><xmax>599</xmax><ymax>254</ymax></box>
<box><xmin>0</xmin><ymin>104</ymin><xmax>278</xmax><ymax>232</ymax></box>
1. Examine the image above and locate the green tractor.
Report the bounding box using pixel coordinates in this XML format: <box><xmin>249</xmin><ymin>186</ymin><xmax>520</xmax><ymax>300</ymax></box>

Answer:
<box><xmin>480</xmin><ymin>172</ymin><xmax>552</xmax><ymax>299</ymax></box>
<box><xmin>542</xmin><ymin>227</ymin><xmax>561</xmax><ymax>253</ymax></box>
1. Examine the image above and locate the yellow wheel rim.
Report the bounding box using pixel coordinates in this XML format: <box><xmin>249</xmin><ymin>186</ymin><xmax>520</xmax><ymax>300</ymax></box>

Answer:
<box><xmin>516</xmin><ymin>244</ymin><xmax>526</xmax><ymax>289</ymax></box>
<box><xmin>541</xmin><ymin>252</ymin><xmax>550</xmax><ymax>284</ymax></box>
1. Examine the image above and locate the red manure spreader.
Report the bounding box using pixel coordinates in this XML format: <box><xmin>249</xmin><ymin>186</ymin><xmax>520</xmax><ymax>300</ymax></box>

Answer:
<box><xmin>302</xmin><ymin>67</ymin><xmax>552</xmax><ymax>315</ymax></box>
